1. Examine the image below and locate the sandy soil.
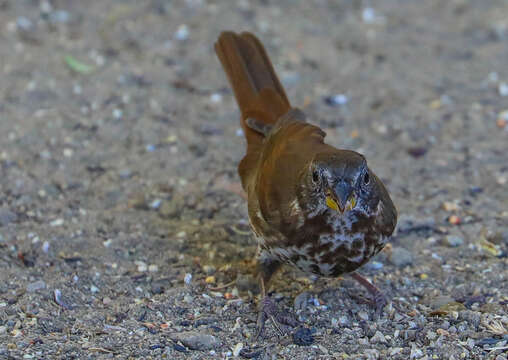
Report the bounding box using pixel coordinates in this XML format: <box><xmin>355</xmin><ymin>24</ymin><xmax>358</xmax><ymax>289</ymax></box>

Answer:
<box><xmin>0</xmin><ymin>0</ymin><xmax>507</xmax><ymax>359</ymax></box>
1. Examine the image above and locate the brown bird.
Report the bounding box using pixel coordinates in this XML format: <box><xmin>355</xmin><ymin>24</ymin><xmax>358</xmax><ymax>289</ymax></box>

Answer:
<box><xmin>214</xmin><ymin>31</ymin><xmax>397</xmax><ymax>336</ymax></box>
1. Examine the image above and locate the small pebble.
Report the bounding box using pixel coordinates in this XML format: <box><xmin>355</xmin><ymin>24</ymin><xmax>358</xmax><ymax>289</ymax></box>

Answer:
<box><xmin>499</xmin><ymin>82</ymin><xmax>508</xmax><ymax>96</ymax></box>
<box><xmin>118</xmin><ymin>168</ymin><xmax>133</xmax><ymax>179</ymax></box>
<box><xmin>389</xmin><ymin>247</ymin><xmax>413</xmax><ymax>267</ymax></box>
<box><xmin>232</xmin><ymin>342</ymin><xmax>243</xmax><ymax>357</ymax></box>
<box><xmin>442</xmin><ymin>201</ymin><xmax>460</xmax><ymax>211</ymax></box>
<box><xmin>202</xmin><ymin>265</ymin><xmax>216</xmax><ymax>275</ymax></box>
<box><xmin>49</xmin><ymin>10</ymin><xmax>71</xmax><ymax>24</ymax></box>
<box><xmin>26</xmin><ymin>280</ymin><xmax>46</xmax><ymax>292</ymax></box>
<box><xmin>362</xmin><ymin>7</ymin><xmax>376</xmax><ymax>23</ymax></box>
<box><xmin>410</xmin><ymin>344</ymin><xmax>424</xmax><ymax>359</ymax></box>
<box><xmin>150</xmin><ymin>199</ymin><xmax>162</xmax><ymax>209</ymax></box>
<box><xmin>209</xmin><ymin>93</ymin><xmax>222</xmax><ymax>103</ymax></box>
<box><xmin>184</xmin><ymin>273</ymin><xmax>192</xmax><ymax>285</ymax></box>
<box><xmin>357</xmin><ymin>311</ymin><xmax>369</xmax><ymax>321</ymax></box>
<box><xmin>338</xmin><ymin>315</ymin><xmax>350</xmax><ymax>326</ymax></box>
<box><xmin>90</xmin><ymin>285</ymin><xmax>99</xmax><ymax>293</ymax></box>
<box><xmin>292</xmin><ymin>327</ymin><xmax>314</xmax><ymax>346</ymax></box>
<box><xmin>448</xmin><ymin>215</ymin><xmax>461</xmax><ymax>225</ymax></box>
<box><xmin>432</xmin><ymin>253</ymin><xmax>442</xmax><ymax>261</ymax></box>
<box><xmin>170</xmin><ymin>331</ymin><xmax>219</xmax><ymax>350</ymax></box>
<box><xmin>426</xmin><ymin>330</ymin><xmax>437</xmax><ymax>340</ymax></box>
<box><xmin>135</xmin><ymin>261</ymin><xmax>148</xmax><ymax>272</ymax></box>
<box><xmin>42</xmin><ymin>241</ymin><xmax>50</xmax><ymax>253</ymax></box>
<box><xmin>497</xmin><ymin>110</ymin><xmax>508</xmax><ymax>129</ymax></box>
<box><xmin>50</xmin><ymin>218</ymin><xmax>64</xmax><ymax>227</ymax></box>
<box><xmin>324</xmin><ymin>94</ymin><xmax>348</xmax><ymax>107</ymax></box>
<box><xmin>148</xmin><ymin>264</ymin><xmax>158</xmax><ymax>272</ymax></box>
<box><xmin>488</xmin><ymin>72</ymin><xmax>499</xmax><ymax>82</ymax></box>
<box><xmin>16</xmin><ymin>16</ymin><xmax>33</xmax><ymax>31</ymax></box>
<box><xmin>174</xmin><ymin>24</ymin><xmax>189</xmax><ymax>41</ymax></box>
<box><xmin>370</xmin><ymin>330</ymin><xmax>386</xmax><ymax>343</ymax></box>
<box><xmin>112</xmin><ymin>108</ymin><xmax>123</xmax><ymax>119</ymax></box>
<box><xmin>444</xmin><ymin>235</ymin><xmax>464</xmax><ymax>247</ymax></box>
<box><xmin>0</xmin><ymin>208</ymin><xmax>18</xmax><ymax>226</ymax></box>
<box><xmin>54</xmin><ymin>289</ymin><xmax>71</xmax><ymax>309</ymax></box>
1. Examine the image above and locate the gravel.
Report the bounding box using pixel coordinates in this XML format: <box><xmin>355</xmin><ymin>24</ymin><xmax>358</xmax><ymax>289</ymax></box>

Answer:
<box><xmin>0</xmin><ymin>1</ymin><xmax>506</xmax><ymax>359</ymax></box>
<box><xmin>444</xmin><ymin>235</ymin><xmax>464</xmax><ymax>247</ymax></box>
<box><xmin>170</xmin><ymin>331</ymin><xmax>220</xmax><ymax>350</ymax></box>
<box><xmin>389</xmin><ymin>247</ymin><xmax>413</xmax><ymax>267</ymax></box>
<box><xmin>0</xmin><ymin>208</ymin><xmax>17</xmax><ymax>226</ymax></box>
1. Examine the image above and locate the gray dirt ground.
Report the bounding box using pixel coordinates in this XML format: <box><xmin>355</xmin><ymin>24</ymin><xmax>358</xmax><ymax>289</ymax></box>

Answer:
<box><xmin>0</xmin><ymin>0</ymin><xmax>507</xmax><ymax>359</ymax></box>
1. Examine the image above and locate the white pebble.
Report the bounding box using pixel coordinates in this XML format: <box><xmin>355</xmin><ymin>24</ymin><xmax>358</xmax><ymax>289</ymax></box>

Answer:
<box><xmin>135</xmin><ymin>261</ymin><xmax>147</xmax><ymax>272</ymax></box>
<box><xmin>209</xmin><ymin>93</ymin><xmax>222</xmax><ymax>103</ymax></box>
<box><xmin>112</xmin><ymin>108</ymin><xmax>123</xmax><ymax>119</ymax></box>
<box><xmin>329</xmin><ymin>94</ymin><xmax>348</xmax><ymax>105</ymax></box>
<box><xmin>232</xmin><ymin>342</ymin><xmax>243</xmax><ymax>357</ymax></box>
<box><xmin>184</xmin><ymin>273</ymin><xmax>192</xmax><ymax>284</ymax></box>
<box><xmin>499</xmin><ymin>82</ymin><xmax>508</xmax><ymax>96</ymax></box>
<box><xmin>362</xmin><ymin>8</ymin><xmax>376</xmax><ymax>23</ymax></box>
<box><xmin>174</xmin><ymin>24</ymin><xmax>189</xmax><ymax>41</ymax></box>
<box><xmin>42</xmin><ymin>241</ymin><xmax>50</xmax><ymax>253</ymax></box>
<box><xmin>63</xmin><ymin>148</ymin><xmax>73</xmax><ymax>157</ymax></box>
<box><xmin>149</xmin><ymin>199</ymin><xmax>162</xmax><ymax>209</ymax></box>
<box><xmin>50</xmin><ymin>218</ymin><xmax>64</xmax><ymax>227</ymax></box>
<box><xmin>90</xmin><ymin>285</ymin><xmax>99</xmax><ymax>293</ymax></box>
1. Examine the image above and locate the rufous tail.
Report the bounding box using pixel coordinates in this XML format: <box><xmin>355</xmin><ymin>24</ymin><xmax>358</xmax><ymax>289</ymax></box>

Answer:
<box><xmin>215</xmin><ymin>31</ymin><xmax>291</xmax><ymax>150</ymax></box>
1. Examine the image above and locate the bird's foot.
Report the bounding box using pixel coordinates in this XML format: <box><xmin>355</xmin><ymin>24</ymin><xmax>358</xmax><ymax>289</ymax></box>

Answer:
<box><xmin>256</xmin><ymin>296</ymin><xmax>299</xmax><ymax>340</ymax></box>
<box><xmin>350</xmin><ymin>272</ymin><xmax>387</xmax><ymax>318</ymax></box>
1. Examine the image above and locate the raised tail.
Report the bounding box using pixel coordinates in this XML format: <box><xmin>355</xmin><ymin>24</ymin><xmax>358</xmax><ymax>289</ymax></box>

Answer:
<box><xmin>215</xmin><ymin>31</ymin><xmax>291</xmax><ymax>149</ymax></box>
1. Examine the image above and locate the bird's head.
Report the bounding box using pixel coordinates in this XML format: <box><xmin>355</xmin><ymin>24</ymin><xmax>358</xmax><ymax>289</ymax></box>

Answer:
<box><xmin>300</xmin><ymin>150</ymin><xmax>384</xmax><ymax>217</ymax></box>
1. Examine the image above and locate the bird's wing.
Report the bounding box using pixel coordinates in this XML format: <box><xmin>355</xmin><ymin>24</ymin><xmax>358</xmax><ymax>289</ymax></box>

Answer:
<box><xmin>254</xmin><ymin>108</ymin><xmax>327</xmax><ymax>232</ymax></box>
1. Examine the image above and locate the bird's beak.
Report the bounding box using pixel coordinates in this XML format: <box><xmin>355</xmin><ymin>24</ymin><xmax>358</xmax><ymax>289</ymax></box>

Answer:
<box><xmin>326</xmin><ymin>182</ymin><xmax>356</xmax><ymax>213</ymax></box>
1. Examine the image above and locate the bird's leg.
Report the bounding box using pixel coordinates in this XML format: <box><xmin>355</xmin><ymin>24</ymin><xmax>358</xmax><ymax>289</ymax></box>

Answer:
<box><xmin>350</xmin><ymin>272</ymin><xmax>387</xmax><ymax>317</ymax></box>
<box><xmin>255</xmin><ymin>254</ymin><xmax>298</xmax><ymax>339</ymax></box>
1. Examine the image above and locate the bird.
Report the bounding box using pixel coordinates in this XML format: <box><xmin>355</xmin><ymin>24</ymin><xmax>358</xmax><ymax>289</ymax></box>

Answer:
<box><xmin>214</xmin><ymin>31</ymin><xmax>397</xmax><ymax>337</ymax></box>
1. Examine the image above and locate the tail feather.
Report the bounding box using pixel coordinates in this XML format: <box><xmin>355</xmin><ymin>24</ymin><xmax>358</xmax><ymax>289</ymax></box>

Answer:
<box><xmin>215</xmin><ymin>31</ymin><xmax>291</xmax><ymax>149</ymax></box>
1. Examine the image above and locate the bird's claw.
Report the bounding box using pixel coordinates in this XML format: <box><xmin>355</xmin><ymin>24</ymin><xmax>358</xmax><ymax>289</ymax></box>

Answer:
<box><xmin>256</xmin><ymin>296</ymin><xmax>299</xmax><ymax>340</ymax></box>
<box><xmin>372</xmin><ymin>291</ymin><xmax>388</xmax><ymax>318</ymax></box>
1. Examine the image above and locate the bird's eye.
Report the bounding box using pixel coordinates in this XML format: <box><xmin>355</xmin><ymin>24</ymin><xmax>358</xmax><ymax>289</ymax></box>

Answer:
<box><xmin>312</xmin><ymin>170</ymin><xmax>320</xmax><ymax>184</ymax></box>
<box><xmin>363</xmin><ymin>172</ymin><xmax>370</xmax><ymax>185</ymax></box>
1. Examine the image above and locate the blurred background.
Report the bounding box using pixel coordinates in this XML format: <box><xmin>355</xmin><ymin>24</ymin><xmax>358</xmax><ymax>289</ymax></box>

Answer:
<box><xmin>0</xmin><ymin>1</ymin><xmax>507</xmax><ymax>359</ymax></box>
